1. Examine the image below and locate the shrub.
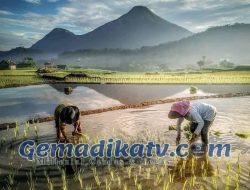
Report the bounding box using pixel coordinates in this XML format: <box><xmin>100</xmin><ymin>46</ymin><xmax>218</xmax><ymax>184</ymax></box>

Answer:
<box><xmin>190</xmin><ymin>86</ymin><xmax>198</xmax><ymax>94</ymax></box>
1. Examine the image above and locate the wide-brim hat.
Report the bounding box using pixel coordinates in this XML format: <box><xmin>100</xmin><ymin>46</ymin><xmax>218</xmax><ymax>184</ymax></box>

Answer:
<box><xmin>60</xmin><ymin>106</ymin><xmax>80</xmax><ymax>124</ymax></box>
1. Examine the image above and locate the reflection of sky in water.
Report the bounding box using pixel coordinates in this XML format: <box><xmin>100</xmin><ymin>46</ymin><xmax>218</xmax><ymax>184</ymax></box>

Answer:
<box><xmin>0</xmin><ymin>84</ymin><xmax>121</xmax><ymax>123</ymax></box>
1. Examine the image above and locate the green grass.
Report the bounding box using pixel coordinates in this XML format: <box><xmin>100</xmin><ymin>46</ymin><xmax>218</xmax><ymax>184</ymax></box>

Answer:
<box><xmin>0</xmin><ymin>69</ymin><xmax>37</xmax><ymax>76</ymax></box>
<box><xmin>0</xmin><ymin>69</ymin><xmax>250</xmax><ymax>88</ymax></box>
<box><xmin>0</xmin><ymin>69</ymin><xmax>44</xmax><ymax>88</ymax></box>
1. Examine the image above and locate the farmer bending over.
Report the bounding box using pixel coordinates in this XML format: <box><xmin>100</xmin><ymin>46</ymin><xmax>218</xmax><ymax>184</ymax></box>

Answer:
<box><xmin>168</xmin><ymin>101</ymin><xmax>217</xmax><ymax>151</ymax></box>
<box><xmin>54</xmin><ymin>103</ymin><xmax>82</xmax><ymax>142</ymax></box>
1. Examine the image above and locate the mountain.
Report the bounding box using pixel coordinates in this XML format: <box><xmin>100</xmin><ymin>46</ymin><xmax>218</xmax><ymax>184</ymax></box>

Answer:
<box><xmin>139</xmin><ymin>23</ymin><xmax>250</xmax><ymax>67</ymax></box>
<box><xmin>57</xmin><ymin>23</ymin><xmax>250</xmax><ymax>70</ymax></box>
<box><xmin>31</xmin><ymin>28</ymin><xmax>81</xmax><ymax>53</ymax></box>
<box><xmin>0</xmin><ymin>47</ymin><xmax>44</xmax><ymax>61</ymax></box>
<box><xmin>30</xmin><ymin>6</ymin><xmax>192</xmax><ymax>53</ymax></box>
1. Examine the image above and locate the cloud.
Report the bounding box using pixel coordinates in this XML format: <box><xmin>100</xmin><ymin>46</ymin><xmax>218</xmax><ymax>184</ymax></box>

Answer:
<box><xmin>0</xmin><ymin>10</ymin><xmax>14</xmax><ymax>16</ymax></box>
<box><xmin>23</xmin><ymin>0</ymin><xmax>41</xmax><ymax>4</ymax></box>
<box><xmin>3</xmin><ymin>0</ymin><xmax>250</xmax><ymax>34</ymax></box>
<box><xmin>56</xmin><ymin>1</ymin><xmax>120</xmax><ymax>32</ymax></box>
<box><xmin>47</xmin><ymin>0</ymin><xmax>60</xmax><ymax>2</ymax></box>
<box><xmin>0</xmin><ymin>30</ymin><xmax>43</xmax><ymax>50</ymax></box>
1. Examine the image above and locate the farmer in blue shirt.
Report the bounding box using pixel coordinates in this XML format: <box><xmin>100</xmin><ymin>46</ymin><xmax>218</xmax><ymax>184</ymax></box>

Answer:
<box><xmin>168</xmin><ymin>101</ymin><xmax>217</xmax><ymax>151</ymax></box>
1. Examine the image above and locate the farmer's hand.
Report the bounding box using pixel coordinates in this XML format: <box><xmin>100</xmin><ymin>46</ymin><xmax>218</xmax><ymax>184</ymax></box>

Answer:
<box><xmin>176</xmin><ymin>134</ymin><xmax>181</xmax><ymax>145</ymax></box>
<box><xmin>72</xmin><ymin>131</ymin><xmax>83</xmax><ymax>136</ymax></box>
<box><xmin>57</xmin><ymin>137</ymin><xmax>69</xmax><ymax>143</ymax></box>
<box><xmin>190</xmin><ymin>134</ymin><xmax>198</xmax><ymax>143</ymax></box>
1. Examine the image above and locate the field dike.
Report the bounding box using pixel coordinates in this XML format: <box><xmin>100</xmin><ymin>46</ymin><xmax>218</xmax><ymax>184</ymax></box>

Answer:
<box><xmin>0</xmin><ymin>92</ymin><xmax>249</xmax><ymax>131</ymax></box>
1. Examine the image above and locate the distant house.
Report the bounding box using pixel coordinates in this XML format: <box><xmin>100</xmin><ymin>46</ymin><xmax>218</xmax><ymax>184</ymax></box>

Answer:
<box><xmin>9</xmin><ymin>63</ymin><xmax>16</xmax><ymax>70</ymax></box>
<box><xmin>57</xmin><ymin>64</ymin><xmax>68</xmax><ymax>70</ymax></box>
<box><xmin>44</xmin><ymin>62</ymin><xmax>54</xmax><ymax>69</ymax></box>
<box><xmin>0</xmin><ymin>59</ymin><xmax>16</xmax><ymax>70</ymax></box>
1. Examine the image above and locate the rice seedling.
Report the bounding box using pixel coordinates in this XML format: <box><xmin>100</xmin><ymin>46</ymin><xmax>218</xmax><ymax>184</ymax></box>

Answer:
<box><xmin>182</xmin><ymin>179</ymin><xmax>188</xmax><ymax>190</ymax></box>
<box><xmin>93</xmin><ymin>167</ymin><xmax>101</xmax><ymax>186</ymax></box>
<box><xmin>33</xmin><ymin>125</ymin><xmax>38</xmax><ymax>139</ymax></box>
<box><xmin>127</xmin><ymin>166</ymin><xmax>132</xmax><ymax>178</ymax></box>
<box><xmin>44</xmin><ymin>170</ymin><xmax>54</xmax><ymax>190</ymax></box>
<box><xmin>235</xmin><ymin>133</ymin><xmax>250</xmax><ymax>138</ymax></box>
<box><xmin>7</xmin><ymin>173</ymin><xmax>14</xmax><ymax>187</ymax></box>
<box><xmin>211</xmin><ymin>175</ymin><xmax>218</xmax><ymax>189</ymax></box>
<box><xmin>61</xmin><ymin>169</ymin><xmax>67</xmax><ymax>190</ymax></box>
<box><xmin>109</xmin><ymin>170</ymin><xmax>114</xmax><ymax>181</ymax></box>
<box><xmin>72</xmin><ymin>167</ymin><xmax>84</xmax><ymax>189</ymax></box>
<box><xmin>117</xmin><ymin>175</ymin><xmax>121</xmax><ymax>188</ymax></box>
<box><xmin>27</xmin><ymin>171</ymin><xmax>35</xmax><ymax>190</ymax></box>
<box><xmin>136</xmin><ymin>183</ymin><xmax>142</xmax><ymax>190</ymax></box>
<box><xmin>123</xmin><ymin>183</ymin><xmax>128</xmax><ymax>190</ymax></box>
<box><xmin>86</xmin><ymin>185</ymin><xmax>92</xmax><ymax>190</ymax></box>
<box><xmin>190</xmin><ymin>175</ymin><xmax>197</xmax><ymax>187</ymax></box>
<box><xmin>153</xmin><ymin>173</ymin><xmax>161</xmax><ymax>186</ymax></box>
<box><xmin>168</xmin><ymin>125</ymin><xmax>176</xmax><ymax>130</ymax></box>
<box><xmin>146</xmin><ymin>168</ymin><xmax>151</xmax><ymax>180</ymax></box>
<box><xmin>105</xmin><ymin>177</ymin><xmax>111</xmax><ymax>190</ymax></box>
<box><xmin>163</xmin><ymin>180</ymin><xmax>170</xmax><ymax>190</ymax></box>
<box><xmin>133</xmin><ymin>174</ymin><xmax>138</xmax><ymax>186</ymax></box>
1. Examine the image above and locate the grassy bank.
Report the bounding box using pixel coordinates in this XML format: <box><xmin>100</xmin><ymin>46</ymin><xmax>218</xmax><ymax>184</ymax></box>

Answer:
<box><xmin>0</xmin><ymin>69</ymin><xmax>44</xmax><ymax>88</ymax></box>
<box><xmin>0</xmin><ymin>69</ymin><xmax>250</xmax><ymax>88</ymax></box>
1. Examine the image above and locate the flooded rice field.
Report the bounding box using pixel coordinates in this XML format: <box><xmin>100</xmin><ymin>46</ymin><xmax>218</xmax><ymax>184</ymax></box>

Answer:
<box><xmin>0</xmin><ymin>83</ymin><xmax>249</xmax><ymax>123</ymax></box>
<box><xmin>0</xmin><ymin>95</ymin><xmax>250</xmax><ymax>189</ymax></box>
<box><xmin>0</xmin><ymin>84</ymin><xmax>249</xmax><ymax>189</ymax></box>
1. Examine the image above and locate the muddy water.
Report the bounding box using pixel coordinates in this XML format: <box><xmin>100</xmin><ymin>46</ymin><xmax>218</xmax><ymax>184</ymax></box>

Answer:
<box><xmin>1</xmin><ymin>84</ymin><xmax>250</xmax><ymax>124</ymax></box>
<box><xmin>0</xmin><ymin>96</ymin><xmax>249</xmax><ymax>189</ymax></box>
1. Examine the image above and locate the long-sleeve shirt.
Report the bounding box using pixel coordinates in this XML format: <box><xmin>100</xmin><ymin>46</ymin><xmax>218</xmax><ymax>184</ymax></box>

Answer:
<box><xmin>176</xmin><ymin>102</ymin><xmax>217</xmax><ymax>135</ymax></box>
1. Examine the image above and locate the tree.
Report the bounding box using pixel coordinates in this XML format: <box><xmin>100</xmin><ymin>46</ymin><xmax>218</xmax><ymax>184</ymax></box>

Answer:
<box><xmin>197</xmin><ymin>60</ymin><xmax>205</xmax><ymax>69</ymax></box>
<box><xmin>219</xmin><ymin>59</ymin><xmax>234</xmax><ymax>68</ymax></box>
<box><xmin>17</xmin><ymin>57</ymin><xmax>36</xmax><ymax>68</ymax></box>
<box><xmin>197</xmin><ymin>56</ymin><xmax>206</xmax><ymax>69</ymax></box>
<box><xmin>0</xmin><ymin>59</ymin><xmax>16</xmax><ymax>70</ymax></box>
<box><xmin>158</xmin><ymin>64</ymin><xmax>170</xmax><ymax>72</ymax></box>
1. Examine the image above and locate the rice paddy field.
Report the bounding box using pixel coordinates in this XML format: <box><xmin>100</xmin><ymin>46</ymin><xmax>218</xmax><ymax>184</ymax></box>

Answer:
<box><xmin>0</xmin><ymin>69</ymin><xmax>250</xmax><ymax>89</ymax></box>
<box><xmin>64</xmin><ymin>70</ymin><xmax>250</xmax><ymax>84</ymax></box>
<box><xmin>0</xmin><ymin>69</ymin><xmax>250</xmax><ymax>189</ymax></box>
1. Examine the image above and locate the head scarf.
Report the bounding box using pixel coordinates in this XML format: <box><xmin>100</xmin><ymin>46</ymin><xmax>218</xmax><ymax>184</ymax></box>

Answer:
<box><xmin>170</xmin><ymin>101</ymin><xmax>190</xmax><ymax>116</ymax></box>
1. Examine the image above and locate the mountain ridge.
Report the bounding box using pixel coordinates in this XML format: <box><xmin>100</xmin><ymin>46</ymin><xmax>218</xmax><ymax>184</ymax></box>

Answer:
<box><xmin>30</xmin><ymin>5</ymin><xmax>192</xmax><ymax>53</ymax></box>
<box><xmin>56</xmin><ymin>23</ymin><xmax>250</xmax><ymax>70</ymax></box>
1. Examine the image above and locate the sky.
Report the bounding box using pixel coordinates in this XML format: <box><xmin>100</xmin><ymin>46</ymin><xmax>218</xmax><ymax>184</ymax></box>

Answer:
<box><xmin>0</xmin><ymin>0</ymin><xmax>250</xmax><ymax>51</ymax></box>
